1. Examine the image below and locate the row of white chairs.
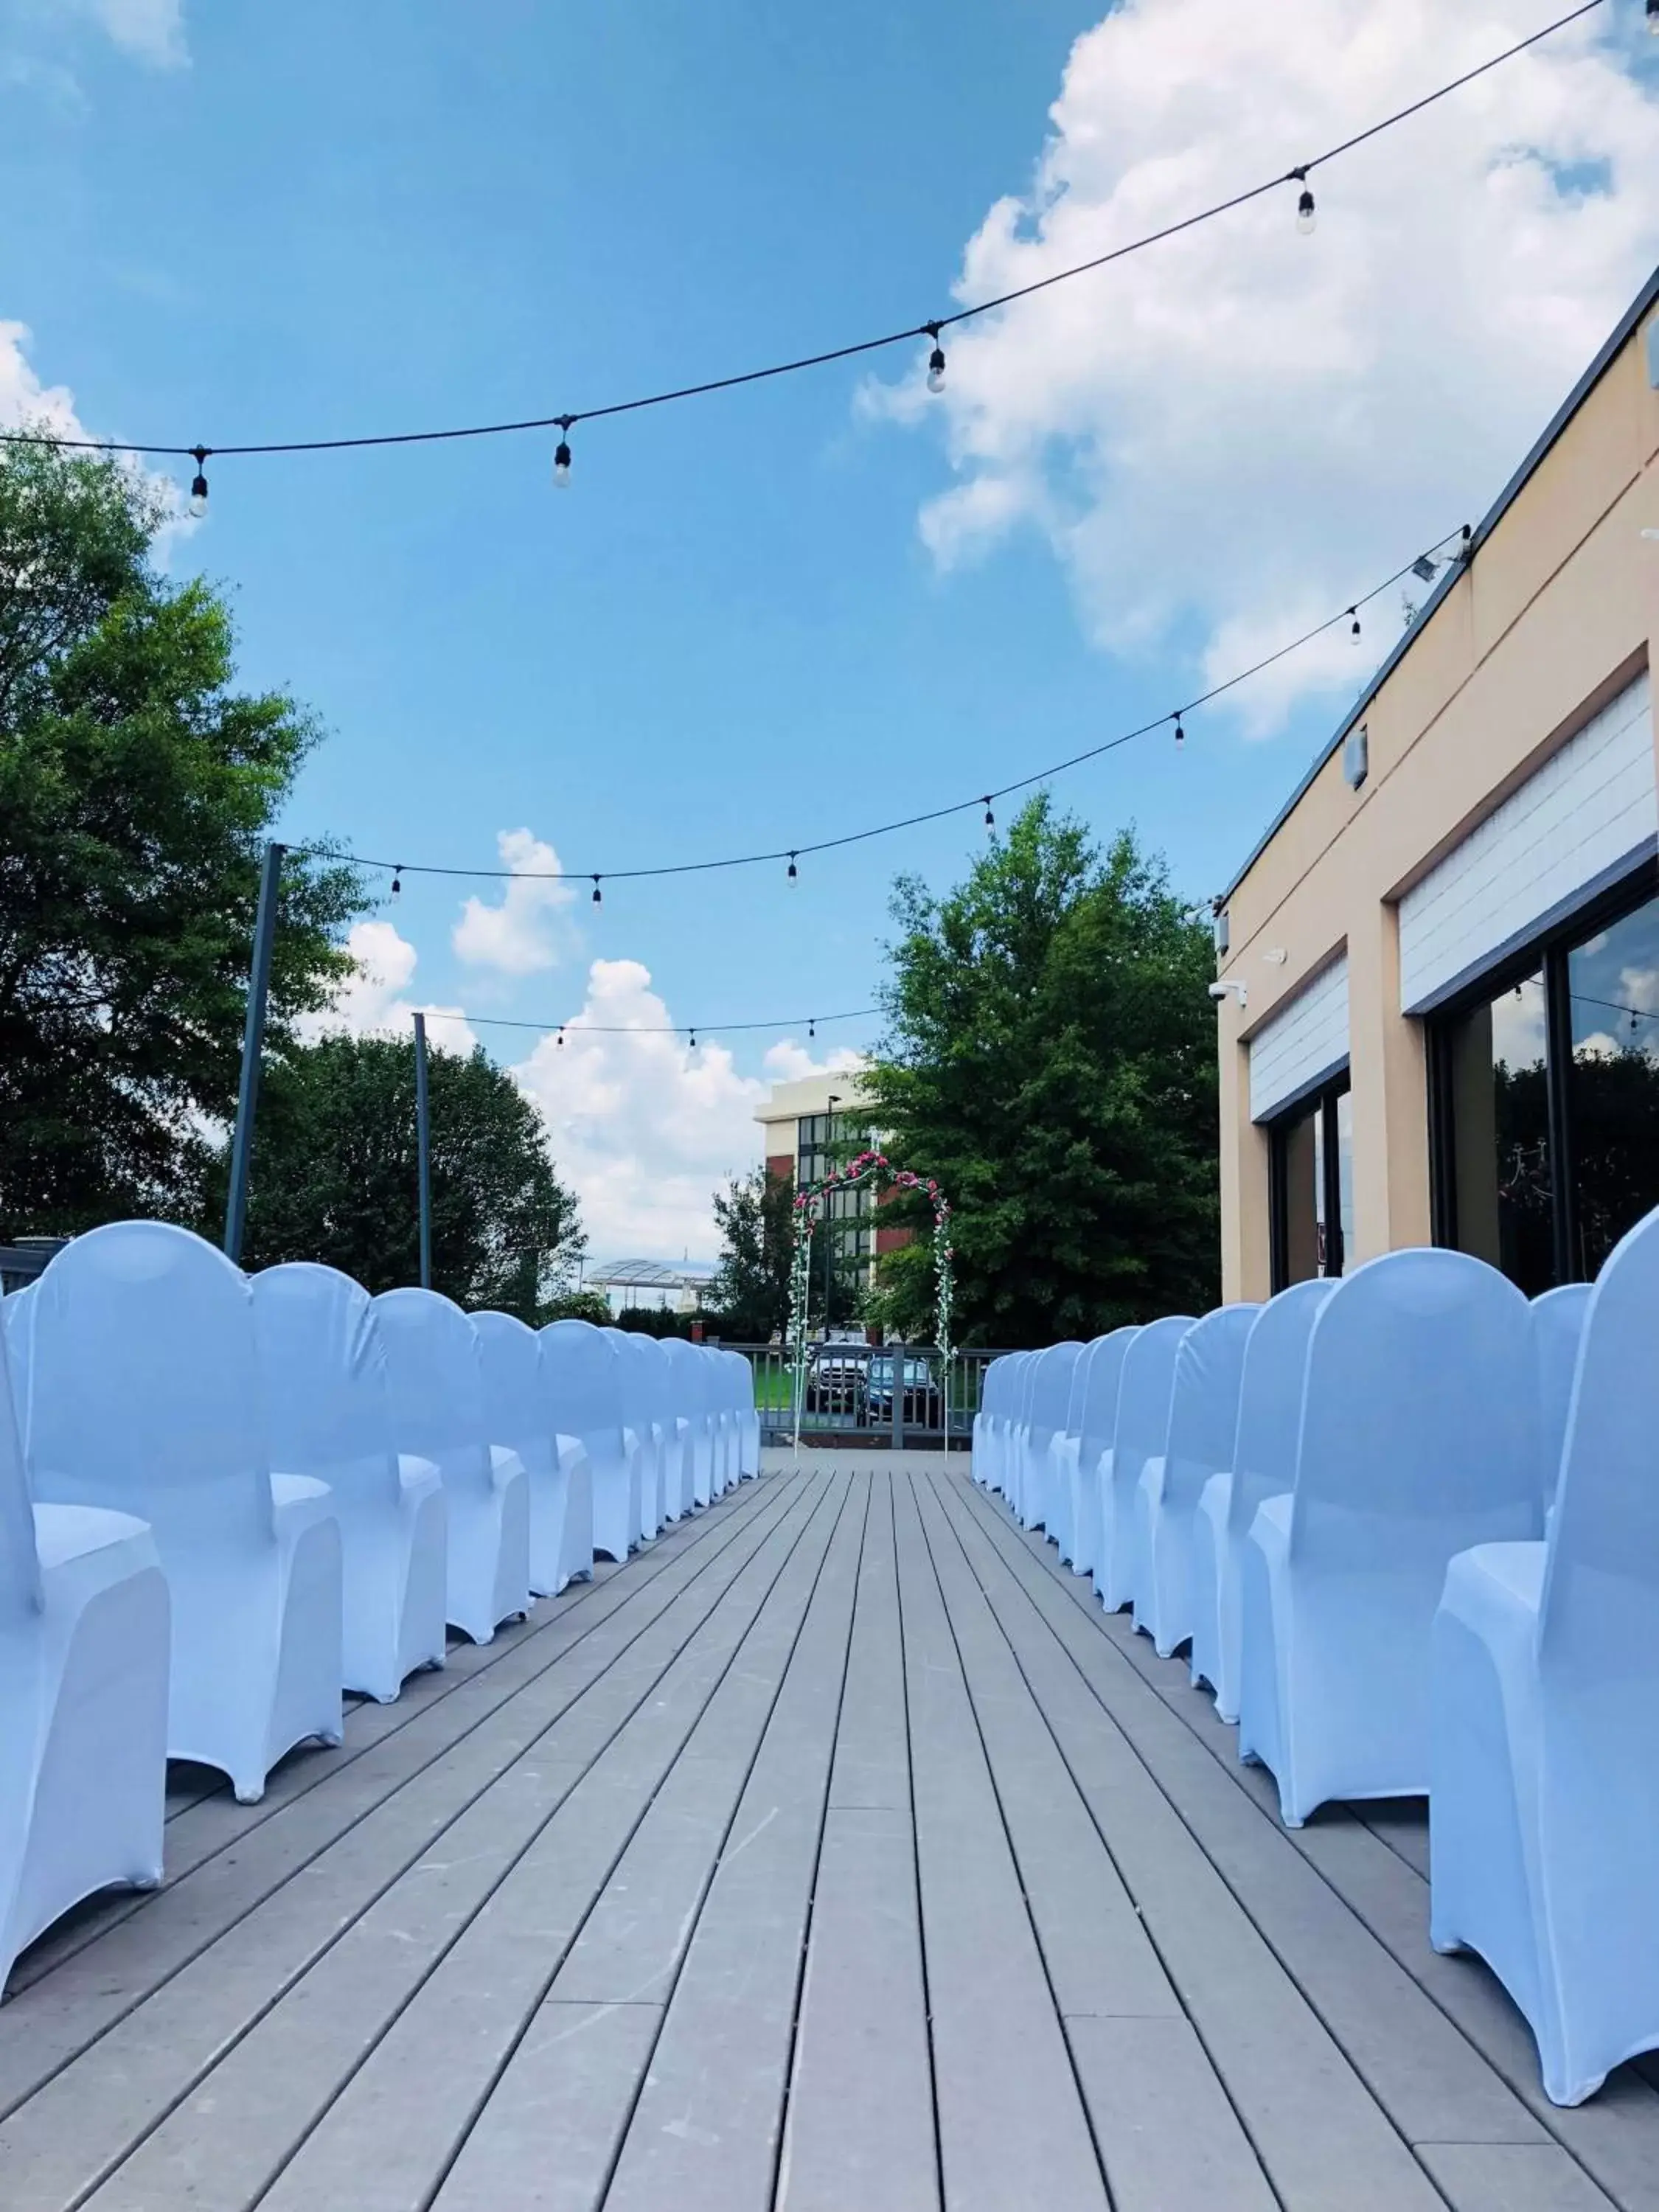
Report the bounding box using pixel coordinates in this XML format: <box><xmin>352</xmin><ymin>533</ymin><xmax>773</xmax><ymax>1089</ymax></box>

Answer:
<box><xmin>973</xmin><ymin>1211</ymin><xmax>1659</xmax><ymax>2107</ymax></box>
<box><xmin>0</xmin><ymin>1219</ymin><xmax>759</xmax><ymax>1993</ymax></box>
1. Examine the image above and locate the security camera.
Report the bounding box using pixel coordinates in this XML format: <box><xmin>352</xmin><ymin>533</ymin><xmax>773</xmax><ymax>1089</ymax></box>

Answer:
<box><xmin>1208</xmin><ymin>979</ymin><xmax>1248</xmax><ymax>1009</ymax></box>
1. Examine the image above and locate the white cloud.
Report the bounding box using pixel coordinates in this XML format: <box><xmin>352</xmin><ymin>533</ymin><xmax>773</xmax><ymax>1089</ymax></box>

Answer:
<box><xmin>80</xmin><ymin>0</ymin><xmax>186</xmax><ymax>66</ymax></box>
<box><xmin>452</xmin><ymin>828</ymin><xmax>577</xmax><ymax>976</ymax></box>
<box><xmin>512</xmin><ymin>958</ymin><xmax>788</xmax><ymax>1260</ymax></box>
<box><xmin>759</xmin><ymin>1039</ymin><xmax>869</xmax><ymax>1085</ymax></box>
<box><xmin>299</xmin><ymin>919</ymin><xmax>478</xmax><ymax>1054</ymax></box>
<box><xmin>0</xmin><ymin>318</ymin><xmax>87</xmax><ymax>441</ymax></box>
<box><xmin>874</xmin><ymin>0</ymin><xmax>1659</xmax><ymax>734</ymax></box>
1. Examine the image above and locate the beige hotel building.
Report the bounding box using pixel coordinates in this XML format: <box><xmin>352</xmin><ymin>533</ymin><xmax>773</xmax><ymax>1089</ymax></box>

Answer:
<box><xmin>1215</xmin><ymin>267</ymin><xmax>1659</xmax><ymax>1304</ymax></box>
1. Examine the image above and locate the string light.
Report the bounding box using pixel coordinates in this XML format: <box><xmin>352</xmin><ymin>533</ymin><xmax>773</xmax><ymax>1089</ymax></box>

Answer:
<box><xmin>0</xmin><ymin>7</ymin><xmax>1603</xmax><ymax>484</ymax></box>
<box><xmin>187</xmin><ymin>446</ymin><xmax>209</xmax><ymax>518</ymax></box>
<box><xmin>808</xmin><ymin>1018</ymin><xmax>816</xmax><ymax>1039</ymax></box>
<box><xmin>1649</xmin><ymin>0</ymin><xmax>1658</xmax><ymax>35</ymax></box>
<box><xmin>925</xmin><ymin>323</ymin><xmax>946</xmax><ymax>394</ymax></box>
<box><xmin>1174</xmin><ymin>716</ymin><xmax>1186</xmax><ymax>749</ymax></box>
<box><xmin>391</xmin><ymin>866</ymin><xmax>403</xmax><ymax>897</ymax></box>
<box><xmin>787</xmin><ymin>852</ymin><xmax>799</xmax><ymax>881</ymax></box>
<box><xmin>422</xmin><ymin>1004</ymin><xmax>876</xmax><ymax>1040</ymax></box>
<box><xmin>1349</xmin><ymin>607</ymin><xmax>1361</xmax><ymax>641</ymax></box>
<box><xmin>556</xmin><ymin>1026</ymin><xmax>565</xmax><ymax>1048</ymax></box>
<box><xmin>335</xmin><ymin>526</ymin><xmax>1472</xmax><ymax>894</ymax></box>
<box><xmin>689</xmin><ymin>1028</ymin><xmax>697</xmax><ymax>1048</ymax></box>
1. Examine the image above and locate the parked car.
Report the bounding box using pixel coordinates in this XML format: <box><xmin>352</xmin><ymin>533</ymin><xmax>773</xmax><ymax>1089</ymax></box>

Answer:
<box><xmin>866</xmin><ymin>1353</ymin><xmax>943</xmax><ymax>1430</ymax></box>
<box><xmin>804</xmin><ymin>1345</ymin><xmax>869</xmax><ymax>1419</ymax></box>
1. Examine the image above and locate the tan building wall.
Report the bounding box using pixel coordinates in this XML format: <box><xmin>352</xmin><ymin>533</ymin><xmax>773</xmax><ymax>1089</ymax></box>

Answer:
<box><xmin>1217</xmin><ymin>281</ymin><xmax>1659</xmax><ymax>1301</ymax></box>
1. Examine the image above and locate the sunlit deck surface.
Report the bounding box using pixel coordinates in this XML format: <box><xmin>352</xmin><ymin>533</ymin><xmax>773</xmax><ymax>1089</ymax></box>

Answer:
<box><xmin>4</xmin><ymin>1453</ymin><xmax>1658</xmax><ymax>2211</ymax></box>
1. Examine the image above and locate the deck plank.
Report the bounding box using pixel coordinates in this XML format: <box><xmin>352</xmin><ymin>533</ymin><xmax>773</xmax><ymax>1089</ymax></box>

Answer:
<box><xmin>0</xmin><ymin>1475</ymin><xmax>819</xmax><ymax>2211</ymax></box>
<box><xmin>891</xmin><ymin>1470</ymin><xmax>1109</xmax><ymax>2212</ymax></box>
<box><xmin>601</xmin><ymin>1469</ymin><xmax>872</xmax><ymax>2212</ymax></box>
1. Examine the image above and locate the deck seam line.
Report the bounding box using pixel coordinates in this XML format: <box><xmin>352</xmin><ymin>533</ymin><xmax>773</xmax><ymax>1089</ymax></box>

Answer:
<box><xmin>36</xmin><ymin>1472</ymin><xmax>820</xmax><ymax>2208</ymax></box>
<box><xmin>977</xmin><ymin>1479</ymin><xmax>1638</xmax><ymax>2202</ymax></box>
<box><xmin>907</xmin><ymin>1469</ymin><xmax>1119</xmax><ymax>2212</ymax></box>
<box><xmin>892</xmin><ymin>1467</ymin><xmax>950</xmax><ymax>2212</ymax></box>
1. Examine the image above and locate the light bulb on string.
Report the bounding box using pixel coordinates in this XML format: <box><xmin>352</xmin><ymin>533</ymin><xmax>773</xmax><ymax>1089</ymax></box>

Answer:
<box><xmin>689</xmin><ymin>1029</ymin><xmax>698</xmax><ymax>1050</ymax></box>
<box><xmin>553</xmin><ymin>417</ymin><xmax>574</xmax><ymax>489</ymax></box>
<box><xmin>591</xmin><ymin>875</ymin><xmax>602</xmax><ymax>905</ymax></box>
<box><xmin>1649</xmin><ymin>0</ymin><xmax>1659</xmax><ymax>36</ymax></box>
<box><xmin>1291</xmin><ymin>169</ymin><xmax>1315</xmax><ymax>234</ymax></box>
<box><xmin>1174</xmin><ymin>716</ymin><xmax>1186</xmax><ymax>750</ymax></box>
<box><xmin>983</xmin><ymin>798</ymin><xmax>995</xmax><ymax>830</ymax></box>
<box><xmin>556</xmin><ymin>1026</ymin><xmax>565</xmax><ymax>1049</ymax></box>
<box><xmin>1349</xmin><ymin>608</ymin><xmax>1361</xmax><ymax>643</ymax></box>
<box><xmin>187</xmin><ymin>445</ymin><xmax>209</xmax><ymax>518</ymax></box>
<box><xmin>808</xmin><ymin>1018</ymin><xmax>816</xmax><ymax>1040</ymax></box>
<box><xmin>924</xmin><ymin>322</ymin><xmax>946</xmax><ymax>394</ymax></box>
<box><xmin>391</xmin><ymin>866</ymin><xmax>403</xmax><ymax>898</ymax></box>
<box><xmin>787</xmin><ymin>852</ymin><xmax>799</xmax><ymax>882</ymax></box>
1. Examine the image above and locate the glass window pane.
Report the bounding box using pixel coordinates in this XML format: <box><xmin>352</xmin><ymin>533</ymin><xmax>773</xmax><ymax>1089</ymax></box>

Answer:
<box><xmin>1566</xmin><ymin>891</ymin><xmax>1659</xmax><ymax>1279</ymax></box>
<box><xmin>1444</xmin><ymin>972</ymin><xmax>1554</xmax><ymax>1295</ymax></box>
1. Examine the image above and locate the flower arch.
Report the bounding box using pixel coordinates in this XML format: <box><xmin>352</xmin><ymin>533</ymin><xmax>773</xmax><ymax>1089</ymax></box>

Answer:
<box><xmin>789</xmin><ymin>1149</ymin><xmax>954</xmax><ymax>1441</ymax></box>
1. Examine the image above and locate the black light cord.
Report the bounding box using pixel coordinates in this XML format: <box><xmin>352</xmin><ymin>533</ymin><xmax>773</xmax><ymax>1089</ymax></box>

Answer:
<box><xmin>425</xmin><ymin>1006</ymin><xmax>877</xmax><ymax>1037</ymax></box>
<box><xmin>306</xmin><ymin>526</ymin><xmax>1471</xmax><ymax>888</ymax></box>
<box><xmin>0</xmin><ymin>2</ymin><xmax>1607</xmax><ymax>468</ymax></box>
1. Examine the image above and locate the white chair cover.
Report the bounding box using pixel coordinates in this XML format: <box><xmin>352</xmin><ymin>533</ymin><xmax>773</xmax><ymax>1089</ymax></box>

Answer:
<box><xmin>541</xmin><ymin>1320</ymin><xmax>641</xmax><ymax>1558</ymax></box>
<box><xmin>474</xmin><ymin>1310</ymin><xmax>593</xmax><ymax>1597</ymax></box>
<box><xmin>251</xmin><ymin>1264</ymin><xmax>447</xmax><ymax>1703</ymax></box>
<box><xmin>1530</xmin><ymin>1283</ymin><xmax>1593</xmax><ymax>1519</ymax></box>
<box><xmin>1007</xmin><ymin>1352</ymin><xmax>1042</xmax><ymax>1523</ymax></box>
<box><xmin>722</xmin><ymin>1349</ymin><xmax>761</xmax><ymax>1478</ymax></box>
<box><xmin>1237</xmin><ymin>1248</ymin><xmax>1536</xmax><ymax>1827</ymax></box>
<box><xmin>1067</xmin><ymin>1329</ymin><xmax>1138</xmax><ymax>1582</ymax></box>
<box><xmin>1189</xmin><ymin>1281</ymin><xmax>1334</xmax><ymax>1721</ymax></box>
<box><xmin>1097</xmin><ymin>1316</ymin><xmax>1194</xmax><ymax>1612</ymax></box>
<box><xmin>22</xmin><ymin>1222</ymin><xmax>342</xmax><ymax>1803</ymax></box>
<box><xmin>1430</xmin><ymin>1205</ymin><xmax>1659</xmax><ymax>2105</ymax></box>
<box><xmin>1027</xmin><ymin>1343</ymin><xmax>1084</xmax><ymax>1552</ymax></box>
<box><xmin>971</xmin><ymin>1355</ymin><xmax>1014</xmax><ymax>1489</ymax></box>
<box><xmin>661</xmin><ymin>1338</ymin><xmax>716</xmax><ymax>1512</ymax></box>
<box><xmin>699</xmin><ymin>1345</ymin><xmax>737</xmax><ymax>1497</ymax></box>
<box><xmin>0</xmin><ymin>1312</ymin><xmax>168</xmax><ymax>1990</ymax></box>
<box><xmin>608</xmin><ymin>1332</ymin><xmax>667</xmax><ymax>1543</ymax></box>
<box><xmin>1132</xmin><ymin>1303</ymin><xmax>1259</xmax><ymax>1658</ymax></box>
<box><xmin>374</xmin><ymin>1289</ymin><xmax>530</xmax><ymax>1643</ymax></box>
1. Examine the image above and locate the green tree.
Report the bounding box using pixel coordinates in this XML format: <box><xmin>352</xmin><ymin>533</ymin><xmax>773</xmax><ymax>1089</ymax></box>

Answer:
<box><xmin>0</xmin><ymin>435</ymin><xmax>361</xmax><ymax>1237</ymax></box>
<box><xmin>863</xmin><ymin>796</ymin><xmax>1219</xmax><ymax>1345</ymax></box>
<box><xmin>238</xmin><ymin>1032</ymin><xmax>584</xmax><ymax>1320</ymax></box>
<box><xmin>709</xmin><ymin>1165</ymin><xmax>795</xmax><ymax>1340</ymax></box>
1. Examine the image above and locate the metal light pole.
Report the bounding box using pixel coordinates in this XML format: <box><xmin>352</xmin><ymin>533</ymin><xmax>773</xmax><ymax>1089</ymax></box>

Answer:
<box><xmin>822</xmin><ymin>1093</ymin><xmax>841</xmax><ymax>1334</ymax></box>
<box><xmin>223</xmin><ymin>839</ymin><xmax>285</xmax><ymax>1265</ymax></box>
<box><xmin>412</xmin><ymin>1010</ymin><xmax>433</xmax><ymax>1290</ymax></box>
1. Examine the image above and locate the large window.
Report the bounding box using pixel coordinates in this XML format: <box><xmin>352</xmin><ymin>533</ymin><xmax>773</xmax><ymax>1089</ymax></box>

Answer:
<box><xmin>1268</xmin><ymin>1074</ymin><xmax>1353</xmax><ymax>1292</ymax></box>
<box><xmin>1430</xmin><ymin>869</ymin><xmax>1659</xmax><ymax>1290</ymax></box>
<box><xmin>797</xmin><ymin>1110</ymin><xmax>874</xmax><ymax>1325</ymax></box>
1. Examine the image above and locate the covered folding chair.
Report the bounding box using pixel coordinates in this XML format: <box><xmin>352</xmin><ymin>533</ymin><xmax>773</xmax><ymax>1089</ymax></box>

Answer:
<box><xmin>0</xmin><ymin>1318</ymin><xmax>169</xmax><ymax>1992</ymax></box>
<box><xmin>542</xmin><ymin>1320</ymin><xmax>641</xmax><ymax>1558</ymax></box>
<box><xmin>475</xmin><ymin>1310</ymin><xmax>593</xmax><ymax>1598</ymax></box>
<box><xmin>702</xmin><ymin>1346</ymin><xmax>738</xmax><ymax>1497</ymax></box>
<box><xmin>251</xmin><ymin>1263</ymin><xmax>447</xmax><ymax>1703</ymax></box>
<box><xmin>375</xmin><ymin>1290</ymin><xmax>530</xmax><ymax>1644</ymax></box>
<box><xmin>723</xmin><ymin>1349</ymin><xmax>761</xmax><ymax>1478</ymax></box>
<box><xmin>1190</xmin><ymin>1281</ymin><xmax>1333</xmax><ymax>1722</ymax></box>
<box><xmin>22</xmin><ymin>1222</ymin><xmax>342</xmax><ymax>1804</ymax></box>
<box><xmin>1133</xmin><ymin>1303</ymin><xmax>1259</xmax><ymax>1658</ymax></box>
<box><xmin>1531</xmin><ymin>1283</ymin><xmax>1593</xmax><ymax>1520</ymax></box>
<box><xmin>1026</xmin><ymin>1343</ymin><xmax>1084</xmax><ymax>1553</ymax></box>
<box><xmin>1238</xmin><ymin>1249</ymin><xmax>1536</xmax><ymax>1828</ymax></box>
<box><xmin>1006</xmin><ymin>1352</ymin><xmax>1043</xmax><ymax>1524</ymax></box>
<box><xmin>608</xmin><ymin>1332</ymin><xmax>667</xmax><ymax>1543</ymax></box>
<box><xmin>1065</xmin><ymin>1329</ymin><xmax>1138</xmax><ymax>1584</ymax></box>
<box><xmin>1430</xmin><ymin>1205</ymin><xmax>1659</xmax><ymax>2106</ymax></box>
<box><xmin>661</xmin><ymin>1338</ymin><xmax>717</xmax><ymax>1511</ymax></box>
<box><xmin>1096</xmin><ymin>1316</ymin><xmax>1194</xmax><ymax>1613</ymax></box>
<box><xmin>971</xmin><ymin>1355</ymin><xmax>1013</xmax><ymax>1489</ymax></box>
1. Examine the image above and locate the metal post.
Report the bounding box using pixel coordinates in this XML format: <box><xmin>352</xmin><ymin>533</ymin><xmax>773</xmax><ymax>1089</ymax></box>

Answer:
<box><xmin>823</xmin><ymin>1094</ymin><xmax>841</xmax><ymax>1337</ymax></box>
<box><xmin>413</xmin><ymin>1010</ymin><xmax>433</xmax><ymax>1290</ymax></box>
<box><xmin>223</xmin><ymin>839</ymin><xmax>285</xmax><ymax>1265</ymax></box>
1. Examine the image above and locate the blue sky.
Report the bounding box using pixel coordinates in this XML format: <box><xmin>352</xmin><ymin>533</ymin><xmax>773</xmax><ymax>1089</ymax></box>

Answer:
<box><xmin>3</xmin><ymin>0</ymin><xmax>1655</xmax><ymax>1254</ymax></box>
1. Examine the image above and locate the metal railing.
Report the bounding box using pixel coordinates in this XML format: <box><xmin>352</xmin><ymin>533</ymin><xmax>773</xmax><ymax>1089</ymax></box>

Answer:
<box><xmin>722</xmin><ymin>1343</ymin><xmax>1008</xmax><ymax>1450</ymax></box>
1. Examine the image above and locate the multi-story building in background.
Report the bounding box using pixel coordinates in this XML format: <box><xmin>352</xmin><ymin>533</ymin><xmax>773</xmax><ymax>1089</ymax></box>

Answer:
<box><xmin>754</xmin><ymin>1073</ymin><xmax>912</xmax><ymax>1309</ymax></box>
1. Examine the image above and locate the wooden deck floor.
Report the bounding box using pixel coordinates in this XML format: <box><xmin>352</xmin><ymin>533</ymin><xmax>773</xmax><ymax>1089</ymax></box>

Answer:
<box><xmin>4</xmin><ymin>1454</ymin><xmax>1659</xmax><ymax>2211</ymax></box>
